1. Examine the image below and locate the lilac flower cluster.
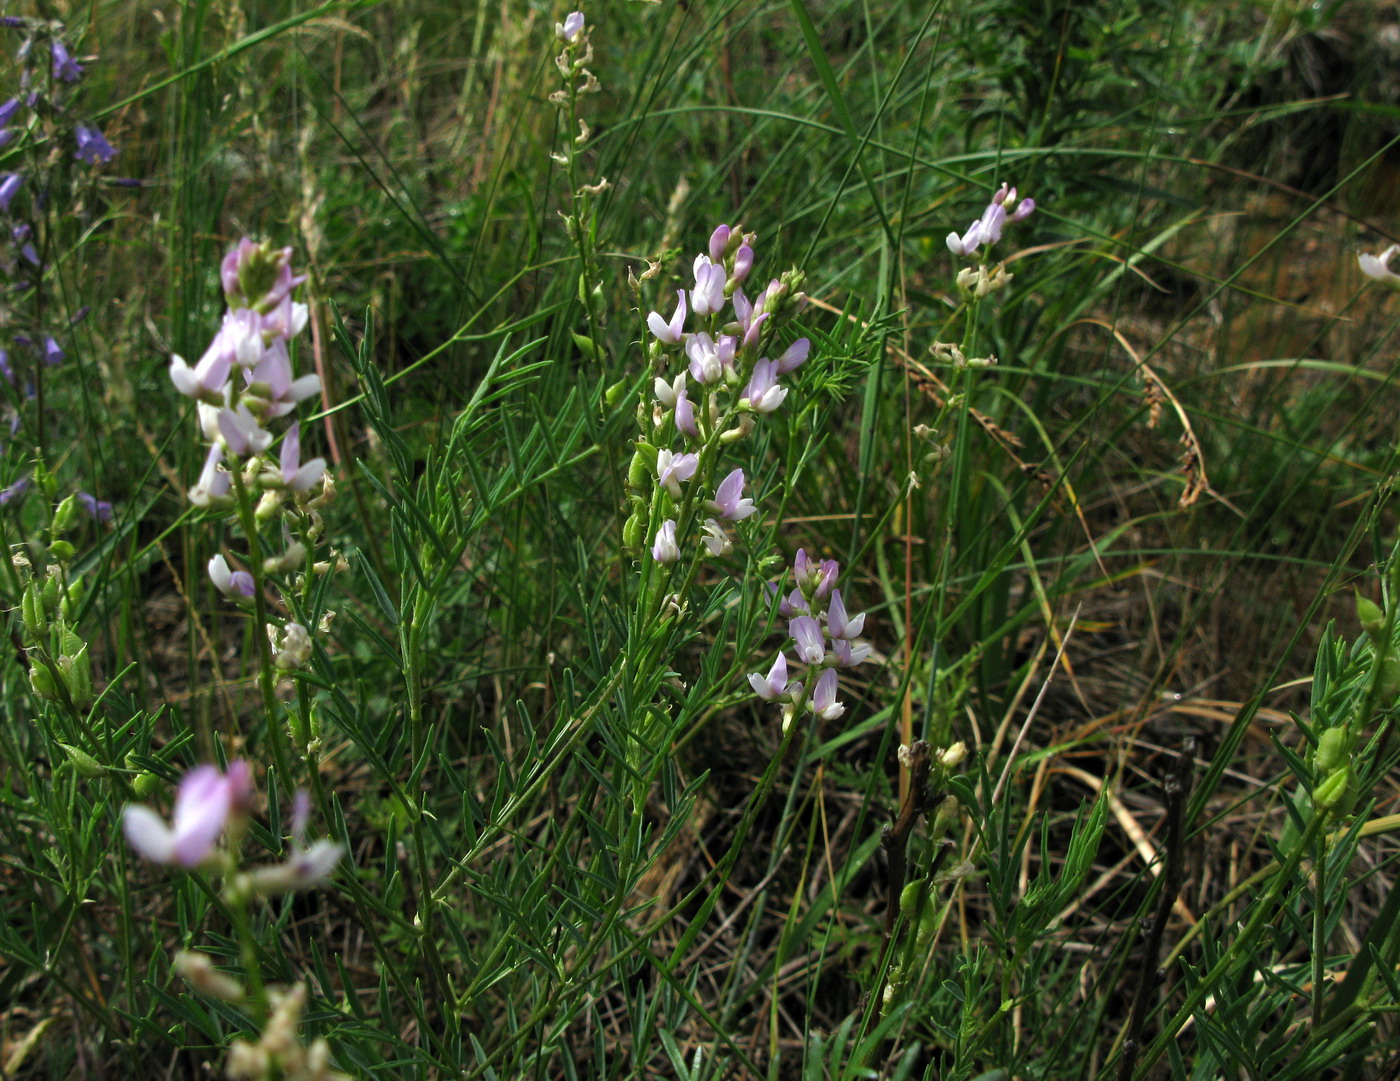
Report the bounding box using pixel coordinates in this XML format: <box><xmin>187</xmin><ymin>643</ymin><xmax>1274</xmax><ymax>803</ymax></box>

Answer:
<box><xmin>171</xmin><ymin>239</ymin><xmax>325</xmax><ymax>510</ymax></box>
<box><xmin>639</xmin><ymin>224</ymin><xmax>810</xmax><ymax>564</ymax></box>
<box><xmin>749</xmin><ymin>550</ymin><xmax>871</xmax><ymax>730</ymax></box>
<box><xmin>946</xmin><ymin>182</ymin><xmax>1034</xmax><ymax>258</ymax></box>
<box><xmin>123</xmin><ymin>761</ymin><xmax>342</xmax><ymax>889</ymax></box>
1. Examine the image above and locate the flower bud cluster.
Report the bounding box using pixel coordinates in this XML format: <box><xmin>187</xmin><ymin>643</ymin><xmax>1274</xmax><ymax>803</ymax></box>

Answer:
<box><xmin>634</xmin><ymin>225</ymin><xmax>811</xmax><ymax>566</ymax></box>
<box><xmin>749</xmin><ymin>549</ymin><xmax>871</xmax><ymax>731</ymax></box>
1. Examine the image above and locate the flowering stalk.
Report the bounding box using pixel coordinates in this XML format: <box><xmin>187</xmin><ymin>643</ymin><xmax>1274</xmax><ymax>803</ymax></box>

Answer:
<box><xmin>170</xmin><ymin>239</ymin><xmax>332</xmax><ymax>786</ymax></box>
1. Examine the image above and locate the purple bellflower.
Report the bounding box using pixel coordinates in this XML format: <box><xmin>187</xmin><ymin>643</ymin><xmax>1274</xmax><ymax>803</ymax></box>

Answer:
<box><xmin>74</xmin><ymin>123</ymin><xmax>116</xmax><ymax>165</ymax></box>
<box><xmin>51</xmin><ymin>41</ymin><xmax>84</xmax><ymax>82</ymax></box>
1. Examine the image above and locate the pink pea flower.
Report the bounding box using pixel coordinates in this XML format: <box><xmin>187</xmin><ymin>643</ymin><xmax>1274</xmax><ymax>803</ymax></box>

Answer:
<box><xmin>708</xmin><ymin>224</ymin><xmax>731</xmax><ymax>263</ymax></box>
<box><xmin>731</xmin><ymin>245</ymin><xmax>754</xmax><ymax>285</ymax></box>
<box><xmin>278</xmin><ymin>422</ymin><xmax>327</xmax><ymax>492</ymax></box>
<box><xmin>686</xmin><ymin>332</ymin><xmax>723</xmax><ymax>385</ymax></box>
<box><xmin>776</xmin><ymin>338</ymin><xmax>810</xmax><ymax>375</ymax></box>
<box><xmin>748</xmin><ymin>653</ymin><xmax>790</xmax><ymax>701</ymax></box>
<box><xmin>825</xmin><ymin>589</ymin><xmax>865</xmax><ymax>640</ymax></box>
<box><xmin>556</xmin><ymin>11</ymin><xmax>585</xmax><ymax>41</ymax></box>
<box><xmin>789</xmin><ymin>615</ymin><xmax>825</xmax><ymax>665</ymax></box>
<box><xmin>651</xmin><ymin>519</ymin><xmax>679</xmax><ymax>563</ymax></box>
<box><xmin>674</xmin><ymin>390</ymin><xmax>699</xmax><ymax>439</ymax></box>
<box><xmin>188</xmin><ymin>444</ymin><xmax>232</xmax><ymax>507</ymax></box>
<box><xmin>708</xmin><ymin>468</ymin><xmax>756</xmax><ymax>521</ymax></box>
<box><xmin>647</xmin><ymin>290</ymin><xmax>687</xmax><ymax>345</ymax></box>
<box><xmin>742</xmin><ymin>359</ymin><xmax>787</xmax><ymax>414</ymax></box>
<box><xmin>810</xmin><ymin>669</ymin><xmax>845</xmax><ymax>721</ymax></box>
<box><xmin>691</xmin><ymin>257</ymin><xmax>726</xmax><ymax>318</ymax></box>
<box><xmin>656</xmin><ymin>449</ymin><xmax>698</xmax><ymax>497</ymax></box>
<box><xmin>122</xmin><ymin>762</ymin><xmax>253</xmax><ymax>867</ymax></box>
<box><xmin>832</xmin><ymin>638</ymin><xmax>872</xmax><ymax>667</ymax></box>
<box><xmin>208</xmin><ymin>554</ymin><xmax>254</xmax><ymax>598</ymax></box>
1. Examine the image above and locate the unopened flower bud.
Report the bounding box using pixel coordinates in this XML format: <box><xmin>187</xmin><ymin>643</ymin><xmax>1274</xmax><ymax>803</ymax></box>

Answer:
<box><xmin>174</xmin><ymin>950</ymin><xmax>246</xmax><ymax>1002</ymax></box>
<box><xmin>1357</xmin><ymin>593</ymin><xmax>1386</xmax><ymax>638</ymax></box>
<box><xmin>938</xmin><ymin>741</ymin><xmax>967</xmax><ymax>769</ymax></box>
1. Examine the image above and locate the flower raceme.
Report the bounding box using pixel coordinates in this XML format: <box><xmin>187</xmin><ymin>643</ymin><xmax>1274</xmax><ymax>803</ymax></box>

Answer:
<box><xmin>750</xmin><ymin>550</ymin><xmax>871</xmax><ymax>729</ymax></box>
<box><xmin>638</xmin><ymin>223</ymin><xmax>810</xmax><ymax>565</ymax></box>
<box><xmin>170</xmin><ymin>239</ymin><xmax>325</xmax><ymax>505</ymax></box>
<box><xmin>946</xmin><ymin>182</ymin><xmax>1035</xmax><ymax>258</ymax></box>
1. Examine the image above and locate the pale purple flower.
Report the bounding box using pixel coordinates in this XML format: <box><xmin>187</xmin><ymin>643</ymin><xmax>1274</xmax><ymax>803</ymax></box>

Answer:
<box><xmin>709</xmin><ymin>468</ymin><xmax>756</xmax><ymax>520</ymax></box>
<box><xmin>278</xmin><ymin>422</ymin><xmax>327</xmax><ymax>492</ymax></box>
<box><xmin>122</xmin><ymin>762</ymin><xmax>252</xmax><ymax>867</ymax></box>
<box><xmin>731</xmin><ymin>245</ymin><xmax>754</xmax><ymax>284</ymax></box>
<box><xmin>51</xmin><ymin>41</ymin><xmax>83</xmax><ymax>82</ymax></box>
<box><xmin>1359</xmin><ymin>245</ymin><xmax>1400</xmax><ymax>290</ymax></box>
<box><xmin>656</xmin><ymin>449</ymin><xmax>698</xmax><ymax>497</ymax></box>
<box><xmin>651</xmin><ymin>519</ymin><xmax>679</xmax><ymax>563</ymax></box>
<box><xmin>188</xmin><ymin>444</ymin><xmax>232</xmax><ymax>506</ymax></box>
<box><xmin>691</xmin><ymin>257</ymin><xmax>726</xmax><ymax>317</ymax></box>
<box><xmin>732</xmin><ymin>287</ymin><xmax>752</xmax><ymax>330</ymax></box>
<box><xmin>249</xmin><ymin>838</ymin><xmax>344</xmax><ymax>893</ymax></box>
<box><xmin>701</xmin><ymin>518</ymin><xmax>731</xmax><ymax>556</ymax></box>
<box><xmin>208</xmin><ymin>554</ymin><xmax>254</xmax><ymax>598</ymax></box>
<box><xmin>169</xmin><ymin>345</ymin><xmax>233</xmax><ymax>400</ymax></box>
<box><xmin>42</xmin><ymin>336</ymin><xmax>63</xmax><ymax>366</ymax></box>
<box><xmin>976</xmin><ymin>200</ymin><xmax>1007</xmax><ymax>247</ymax></box>
<box><xmin>686</xmin><ymin>332</ymin><xmax>723</xmax><ymax>385</ymax></box>
<box><xmin>994</xmin><ymin>182</ymin><xmax>1035</xmax><ymax>223</ymax></box>
<box><xmin>831</xmin><ymin>638</ymin><xmax>872</xmax><ymax>667</ymax></box>
<box><xmin>654</xmin><ymin>372</ymin><xmax>686</xmax><ymax>408</ymax></box>
<box><xmin>0</xmin><ymin>477</ymin><xmax>29</xmax><ymax>505</ymax></box>
<box><xmin>0</xmin><ymin>99</ymin><xmax>19</xmax><ymax>126</ymax></box>
<box><xmin>742</xmin><ymin>359</ymin><xmax>787</xmax><ymax>414</ymax></box>
<box><xmin>742</xmin><ymin>311</ymin><xmax>770</xmax><ymax>351</ymax></box>
<box><xmin>776</xmin><ymin>338</ymin><xmax>810</xmax><ymax>375</ymax></box>
<box><xmin>946</xmin><ymin>219</ymin><xmax>985</xmax><ymax>257</ymax></box>
<box><xmin>0</xmin><ymin>350</ymin><xmax>11</xmax><ymax>382</ymax></box>
<box><xmin>708</xmin><ymin>224</ymin><xmax>731</xmax><ymax>263</ymax></box>
<box><xmin>789</xmin><ymin>615</ymin><xmax>825</xmax><ymax>665</ymax></box>
<box><xmin>674</xmin><ymin>389</ymin><xmax>699</xmax><ymax>439</ymax></box>
<box><xmin>557</xmin><ymin>11</ymin><xmax>585</xmax><ymax>41</ymax></box>
<box><xmin>74</xmin><ymin>123</ymin><xmax>116</xmax><ymax>165</ymax></box>
<box><xmin>647</xmin><ymin>290</ymin><xmax>687</xmax><ymax>345</ymax></box>
<box><xmin>825</xmin><ymin>589</ymin><xmax>865</xmax><ymax>640</ymax></box>
<box><xmin>810</xmin><ymin>669</ymin><xmax>845</xmax><ymax>721</ymax></box>
<box><xmin>220</xmin><ymin>238</ymin><xmax>257</xmax><ymax>299</ymax></box>
<box><xmin>248</xmin><ymin>338</ymin><xmax>320</xmax><ymax>417</ymax></box>
<box><xmin>217</xmin><ymin>403</ymin><xmax>272</xmax><ymax>456</ymax></box>
<box><xmin>1010</xmin><ymin>197</ymin><xmax>1035</xmax><ymax>223</ymax></box>
<box><xmin>0</xmin><ymin>173</ymin><xmax>22</xmax><ymax>212</ymax></box>
<box><xmin>748</xmin><ymin>653</ymin><xmax>789</xmax><ymax>701</ymax></box>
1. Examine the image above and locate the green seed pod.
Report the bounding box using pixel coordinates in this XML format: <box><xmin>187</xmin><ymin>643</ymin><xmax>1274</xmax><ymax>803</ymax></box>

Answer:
<box><xmin>51</xmin><ymin>494</ymin><xmax>80</xmax><ymax>536</ymax></box>
<box><xmin>1379</xmin><ymin>649</ymin><xmax>1400</xmax><ymax>700</ymax></box>
<box><xmin>622</xmin><ymin>511</ymin><xmax>644</xmax><ymax>549</ymax></box>
<box><xmin>1314</xmin><ymin>765</ymin><xmax>1353</xmax><ymax>812</ymax></box>
<box><xmin>1357</xmin><ymin>593</ymin><xmax>1386</xmax><ymax>638</ymax></box>
<box><xmin>29</xmin><ymin>663</ymin><xmax>59</xmax><ymax>701</ymax></box>
<box><xmin>40</xmin><ymin>574</ymin><xmax>60</xmax><ymax>617</ymax></box>
<box><xmin>59</xmin><ymin>743</ymin><xmax>105</xmax><ymax>779</ymax></box>
<box><xmin>59</xmin><ymin>576</ymin><xmax>84</xmax><ymax>621</ymax></box>
<box><xmin>571</xmin><ymin>332</ymin><xmax>599</xmax><ymax>360</ymax></box>
<box><xmin>64</xmin><ymin>646</ymin><xmax>93</xmax><ymax>709</ymax></box>
<box><xmin>21</xmin><ymin>581</ymin><xmax>47</xmax><ymax>640</ymax></box>
<box><xmin>48</xmin><ymin>539</ymin><xmax>75</xmax><ymax>564</ymax></box>
<box><xmin>1315</xmin><ymin>727</ymin><xmax>1349</xmax><ymax>774</ymax></box>
<box><xmin>132</xmin><ymin>772</ymin><xmax>161</xmax><ymax>799</ymax></box>
<box><xmin>604</xmin><ymin>378</ymin><xmax>629</xmax><ymax>407</ymax></box>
